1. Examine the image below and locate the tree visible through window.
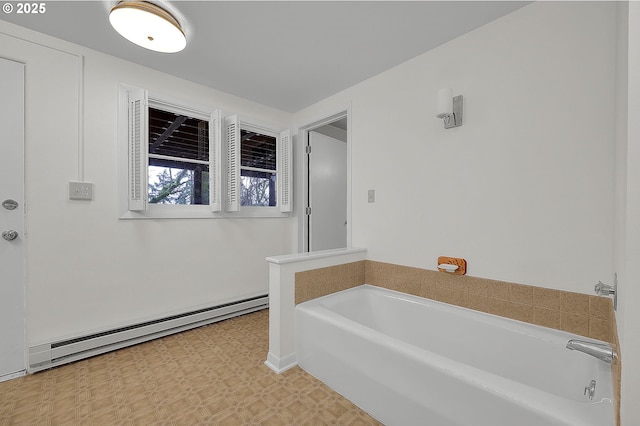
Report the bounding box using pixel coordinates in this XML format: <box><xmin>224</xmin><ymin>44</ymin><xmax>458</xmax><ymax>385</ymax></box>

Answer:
<box><xmin>147</xmin><ymin>107</ymin><xmax>210</xmax><ymax>205</ymax></box>
<box><xmin>240</xmin><ymin>129</ymin><xmax>277</xmax><ymax>207</ymax></box>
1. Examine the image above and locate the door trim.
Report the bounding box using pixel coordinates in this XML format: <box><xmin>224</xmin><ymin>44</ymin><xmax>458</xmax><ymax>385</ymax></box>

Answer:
<box><xmin>0</xmin><ymin>56</ymin><xmax>26</xmax><ymax>381</ymax></box>
<box><xmin>296</xmin><ymin>107</ymin><xmax>352</xmax><ymax>252</ymax></box>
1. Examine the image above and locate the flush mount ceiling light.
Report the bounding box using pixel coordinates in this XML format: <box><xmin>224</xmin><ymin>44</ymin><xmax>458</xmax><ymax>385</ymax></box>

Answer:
<box><xmin>109</xmin><ymin>1</ymin><xmax>186</xmax><ymax>53</ymax></box>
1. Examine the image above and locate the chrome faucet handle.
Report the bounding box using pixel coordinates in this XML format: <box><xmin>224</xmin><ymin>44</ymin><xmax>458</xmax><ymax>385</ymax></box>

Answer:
<box><xmin>584</xmin><ymin>379</ymin><xmax>596</xmax><ymax>400</ymax></box>
<box><xmin>594</xmin><ymin>281</ymin><xmax>614</xmax><ymax>295</ymax></box>
<box><xmin>594</xmin><ymin>274</ymin><xmax>618</xmax><ymax>311</ymax></box>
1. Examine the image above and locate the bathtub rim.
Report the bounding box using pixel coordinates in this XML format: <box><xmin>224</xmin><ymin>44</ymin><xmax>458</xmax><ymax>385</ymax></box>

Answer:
<box><xmin>295</xmin><ymin>283</ymin><xmax>615</xmax><ymax>426</ymax></box>
<box><xmin>296</xmin><ymin>283</ymin><xmax>614</xmax><ymax>403</ymax></box>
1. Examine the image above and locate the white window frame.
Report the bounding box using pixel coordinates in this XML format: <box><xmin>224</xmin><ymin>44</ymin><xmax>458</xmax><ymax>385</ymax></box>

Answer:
<box><xmin>223</xmin><ymin>117</ymin><xmax>290</xmax><ymax>218</ymax></box>
<box><xmin>146</xmin><ymin>99</ymin><xmax>221</xmax><ymax>213</ymax></box>
<box><xmin>118</xmin><ymin>84</ymin><xmax>291</xmax><ymax>219</ymax></box>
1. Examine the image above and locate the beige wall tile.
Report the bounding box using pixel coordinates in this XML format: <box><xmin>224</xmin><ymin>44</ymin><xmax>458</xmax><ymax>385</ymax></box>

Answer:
<box><xmin>347</xmin><ymin>262</ymin><xmax>358</xmax><ymax>284</ymax></box>
<box><xmin>510</xmin><ymin>284</ymin><xmax>533</xmax><ymax>305</ymax></box>
<box><xmin>510</xmin><ymin>302</ymin><xmax>534</xmax><ymax>323</ymax></box>
<box><xmin>589</xmin><ymin>317</ymin><xmax>611</xmax><ymax>342</ymax></box>
<box><xmin>294</xmin><ymin>272</ymin><xmax>313</xmax><ymax>305</ymax></box>
<box><xmin>405</xmin><ymin>267</ymin><xmax>424</xmax><ymax>289</ymax></box>
<box><xmin>533</xmin><ymin>287</ymin><xmax>562</xmax><ymax>311</ymax></box>
<box><xmin>486</xmin><ymin>298</ymin><xmax>511</xmax><ymax>318</ymax></box>
<box><xmin>589</xmin><ymin>296</ymin><xmax>611</xmax><ymax>320</ymax></box>
<box><xmin>391</xmin><ymin>280</ymin><xmax>421</xmax><ymax>297</ymax></box>
<box><xmin>439</xmin><ymin>289</ymin><xmax>468</xmax><ymax>308</ymax></box>
<box><xmin>324</xmin><ymin>281</ymin><xmax>340</xmax><ymax>298</ymax></box>
<box><xmin>295</xmin><ymin>261</ymin><xmax>365</xmax><ymax>304</ymax></box>
<box><xmin>466</xmin><ymin>294</ymin><xmax>490</xmax><ymax>313</ymax></box>
<box><xmin>364</xmin><ymin>260</ymin><xmax>374</xmax><ymax>283</ymax></box>
<box><xmin>387</xmin><ymin>263</ymin><xmax>405</xmax><ymax>284</ymax></box>
<box><xmin>611</xmin><ymin>312</ymin><xmax>621</xmax><ymax>426</ymax></box>
<box><xmin>466</xmin><ymin>277</ymin><xmax>489</xmax><ymax>297</ymax></box>
<box><xmin>485</xmin><ymin>280</ymin><xmax>510</xmax><ymax>301</ymax></box>
<box><xmin>429</xmin><ymin>286</ymin><xmax>450</xmax><ymax>304</ymax></box>
<box><xmin>384</xmin><ymin>281</ymin><xmax>401</xmax><ymax>293</ymax></box>
<box><xmin>365</xmin><ymin>260</ymin><xmax>386</xmax><ymax>285</ymax></box>
<box><xmin>533</xmin><ymin>307</ymin><xmax>561</xmax><ymax>329</ymax></box>
<box><xmin>295</xmin><ymin>271</ymin><xmax>313</xmax><ymax>288</ymax></box>
<box><xmin>437</xmin><ymin>274</ymin><xmax>466</xmax><ymax>293</ymax></box>
<box><xmin>356</xmin><ymin>262</ymin><xmax>366</xmax><ymax>285</ymax></box>
<box><xmin>560</xmin><ymin>312</ymin><xmax>590</xmax><ymax>336</ymax></box>
<box><xmin>380</xmin><ymin>262</ymin><xmax>396</xmax><ymax>283</ymax></box>
<box><xmin>418</xmin><ymin>278</ymin><xmax>438</xmax><ymax>300</ymax></box>
<box><xmin>421</xmin><ymin>269</ymin><xmax>440</xmax><ymax>288</ymax></box>
<box><xmin>560</xmin><ymin>292</ymin><xmax>590</xmax><ymax>316</ymax></box>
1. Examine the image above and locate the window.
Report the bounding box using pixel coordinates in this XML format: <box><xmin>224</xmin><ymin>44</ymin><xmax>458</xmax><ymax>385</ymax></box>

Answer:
<box><xmin>148</xmin><ymin>107</ymin><xmax>210</xmax><ymax>205</ymax></box>
<box><xmin>119</xmin><ymin>84</ymin><xmax>290</xmax><ymax>218</ymax></box>
<box><xmin>240</xmin><ymin>129</ymin><xmax>277</xmax><ymax>207</ymax></box>
<box><xmin>223</xmin><ymin>115</ymin><xmax>291</xmax><ymax>214</ymax></box>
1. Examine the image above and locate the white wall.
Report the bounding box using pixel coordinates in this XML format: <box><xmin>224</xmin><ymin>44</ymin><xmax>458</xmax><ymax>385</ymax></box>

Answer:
<box><xmin>620</xmin><ymin>2</ymin><xmax>640</xmax><ymax>424</ymax></box>
<box><xmin>0</xmin><ymin>21</ymin><xmax>293</xmax><ymax>344</ymax></box>
<box><xmin>293</xmin><ymin>1</ymin><xmax>616</xmax><ymax>294</ymax></box>
<box><xmin>614</xmin><ymin>1</ymin><xmax>628</xmax><ymax>342</ymax></box>
<box><xmin>293</xmin><ymin>1</ymin><xmax>640</xmax><ymax>421</ymax></box>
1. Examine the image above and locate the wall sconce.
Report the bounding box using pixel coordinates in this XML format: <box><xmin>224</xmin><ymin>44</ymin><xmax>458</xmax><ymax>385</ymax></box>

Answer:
<box><xmin>436</xmin><ymin>88</ymin><xmax>463</xmax><ymax>129</ymax></box>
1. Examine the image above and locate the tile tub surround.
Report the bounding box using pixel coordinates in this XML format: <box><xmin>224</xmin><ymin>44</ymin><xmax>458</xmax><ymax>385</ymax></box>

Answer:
<box><xmin>294</xmin><ymin>260</ymin><xmax>620</xmax><ymax>426</ymax></box>
<box><xmin>612</xmin><ymin>309</ymin><xmax>621</xmax><ymax>426</ymax></box>
<box><xmin>296</xmin><ymin>260</ymin><xmax>615</xmax><ymax>343</ymax></box>
<box><xmin>295</xmin><ymin>261</ymin><xmax>365</xmax><ymax>304</ymax></box>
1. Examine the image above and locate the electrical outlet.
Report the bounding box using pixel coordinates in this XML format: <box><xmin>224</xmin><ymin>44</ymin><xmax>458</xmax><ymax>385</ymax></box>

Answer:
<box><xmin>69</xmin><ymin>182</ymin><xmax>93</xmax><ymax>201</ymax></box>
<box><xmin>368</xmin><ymin>189</ymin><xmax>375</xmax><ymax>203</ymax></box>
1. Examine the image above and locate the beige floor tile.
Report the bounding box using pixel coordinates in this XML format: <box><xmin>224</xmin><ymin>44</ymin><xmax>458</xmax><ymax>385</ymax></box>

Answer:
<box><xmin>0</xmin><ymin>310</ymin><xmax>380</xmax><ymax>425</ymax></box>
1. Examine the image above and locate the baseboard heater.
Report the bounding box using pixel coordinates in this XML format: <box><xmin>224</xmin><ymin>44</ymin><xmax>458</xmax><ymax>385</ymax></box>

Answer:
<box><xmin>28</xmin><ymin>294</ymin><xmax>268</xmax><ymax>373</ymax></box>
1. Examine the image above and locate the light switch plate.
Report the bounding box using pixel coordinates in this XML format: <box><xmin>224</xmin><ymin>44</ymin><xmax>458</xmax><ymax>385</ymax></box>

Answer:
<box><xmin>368</xmin><ymin>189</ymin><xmax>375</xmax><ymax>203</ymax></box>
<box><xmin>69</xmin><ymin>182</ymin><xmax>93</xmax><ymax>200</ymax></box>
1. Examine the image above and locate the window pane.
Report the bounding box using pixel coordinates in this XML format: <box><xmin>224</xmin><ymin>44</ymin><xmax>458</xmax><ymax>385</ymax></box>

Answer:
<box><xmin>148</xmin><ymin>163</ymin><xmax>210</xmax><ymax>205</ymax></box>
<box><xmin>241</xmin><ymin>170</ymin><xmax>276</xmax><ymax>207</ymax></box>
<box><xmin>149</xmin><ymin>107</ymin><xmax>209</xmax><ymax>161</ymax></box>
<box><xmin>241</xmin><ymin>130</ymin><xmax>276</xmax><ymax>170</ymax></box>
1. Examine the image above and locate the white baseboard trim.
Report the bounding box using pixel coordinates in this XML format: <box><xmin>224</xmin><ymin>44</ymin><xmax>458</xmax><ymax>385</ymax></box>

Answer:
<box><xmin>0</xmin><ymin>370</ymin><xmax>26</xmax><ymax>383</ymax></box>
<box><xmin>29</xmin><ymin>296</ymin><xmax>268</xmax><ymax>373</ymax></box>
<box><xmin>265</xmin><ymin>351</ymin><xmax>297</xmax><ymax>374</ymax></box>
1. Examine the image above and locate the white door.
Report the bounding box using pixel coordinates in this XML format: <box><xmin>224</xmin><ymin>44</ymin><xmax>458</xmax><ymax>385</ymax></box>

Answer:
<box><xmin>0</xmin><ymin>57</ymin><xmax>26</xmax><ymax>380</ymax></box>
<box><xmin>308</xmin><ymin>130</ymin><xmax>347</xmax><ymax>251</ymax></box>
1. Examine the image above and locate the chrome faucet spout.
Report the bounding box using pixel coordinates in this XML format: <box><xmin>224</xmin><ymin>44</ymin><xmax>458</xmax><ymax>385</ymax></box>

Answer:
<box><xmin>566</xmin><ymin>339</ymin><xmax>616</xmax><ymax>364</ymax></box>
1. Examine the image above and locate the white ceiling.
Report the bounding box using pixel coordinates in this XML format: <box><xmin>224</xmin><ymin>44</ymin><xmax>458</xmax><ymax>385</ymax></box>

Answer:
<box><xmin>0</xmin><ymin>1</ymin><xmax>529</xmax><ymax>112</ymax></box>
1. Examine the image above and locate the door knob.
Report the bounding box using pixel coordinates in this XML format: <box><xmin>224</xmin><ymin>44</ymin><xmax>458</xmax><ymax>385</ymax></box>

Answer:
<box><xmin>2</xmin><ymin>230</ymin><xmax>18</xmax><ymax>241</ymax></box>
<box><xmin>2</xmin><ymin>199</ymin><xmax>18</xmax><ymax>210</ymax></box>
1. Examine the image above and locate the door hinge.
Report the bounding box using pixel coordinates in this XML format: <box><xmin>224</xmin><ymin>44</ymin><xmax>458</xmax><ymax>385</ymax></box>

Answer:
<box><xmin>305</xmin><ymin>206</ymin><xmax>312</xmax><ymax>215</ymax></box>
<box><xmin>305</xmin><ymin>145</ymin><xmax>311</xmax><ymax>154</ymax></box>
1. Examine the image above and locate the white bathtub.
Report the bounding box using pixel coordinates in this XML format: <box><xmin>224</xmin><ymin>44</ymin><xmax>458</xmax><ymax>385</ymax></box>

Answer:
<box><xmin>295</xmin><ymin>285</ymin><xmax>614</xmax><ymax>426</ymax></box>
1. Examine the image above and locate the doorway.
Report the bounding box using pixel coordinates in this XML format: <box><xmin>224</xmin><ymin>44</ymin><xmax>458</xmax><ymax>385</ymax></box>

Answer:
<box><xmin>302</xmin><ymin>113</ymin><xmax>349</xmax><ymax>252</ymax></box>
<box><xmin>0</xmin><ymin>57</ymin><xmax>26</xmax><ymax>380</ymax></box>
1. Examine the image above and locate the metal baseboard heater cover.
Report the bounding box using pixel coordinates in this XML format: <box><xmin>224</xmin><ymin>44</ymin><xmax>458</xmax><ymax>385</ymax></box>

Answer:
<box><xmin>29</xmin><ymin>295</ymin><xmax>268</xmax><ymax>373</ymax></box>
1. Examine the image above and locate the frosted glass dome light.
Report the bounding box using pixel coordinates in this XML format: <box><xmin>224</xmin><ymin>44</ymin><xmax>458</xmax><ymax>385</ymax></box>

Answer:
<box><xmin>109</xmin><ymin>1</ymin><xmax>186</xmax><ymax>53</ymax></box>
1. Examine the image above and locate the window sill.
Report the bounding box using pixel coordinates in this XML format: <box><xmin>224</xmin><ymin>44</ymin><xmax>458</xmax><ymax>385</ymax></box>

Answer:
<box><xmin>119</xmin><ymin>204</ymin><xmax>289</xmax><ymax>220</ymax></box>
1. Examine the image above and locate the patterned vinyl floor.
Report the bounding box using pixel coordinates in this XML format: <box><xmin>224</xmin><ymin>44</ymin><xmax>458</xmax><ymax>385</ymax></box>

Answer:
<box><xmin>0</xmin><ymin>309</ymin><xmax>380</xmax><ymax>425</ymax></box>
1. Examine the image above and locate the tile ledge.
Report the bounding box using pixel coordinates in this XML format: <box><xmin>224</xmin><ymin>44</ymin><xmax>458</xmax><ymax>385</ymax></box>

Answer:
<box><xmin>266</xmin><ymin>247</ymin><xmax>367</xmax><ymax>265</ymax></box>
